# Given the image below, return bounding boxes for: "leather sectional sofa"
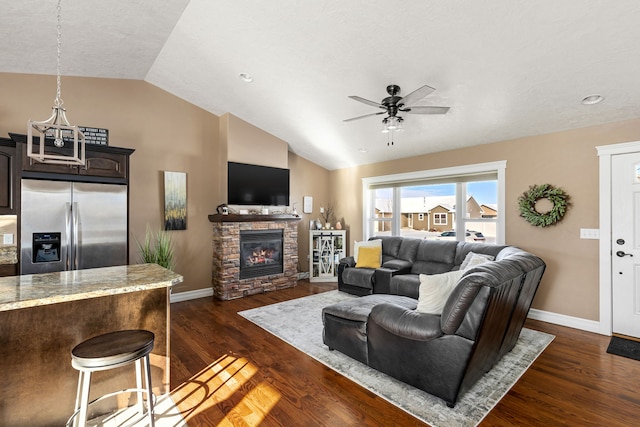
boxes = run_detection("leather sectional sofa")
[323,236,545,407]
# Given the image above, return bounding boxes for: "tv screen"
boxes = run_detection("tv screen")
[227,162,290,206]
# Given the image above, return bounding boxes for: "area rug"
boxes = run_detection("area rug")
[607,336,640,361]
[239,290,554,427]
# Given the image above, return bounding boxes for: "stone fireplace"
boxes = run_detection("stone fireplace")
[209,214,300,300]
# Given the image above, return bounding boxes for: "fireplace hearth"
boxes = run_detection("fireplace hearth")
[240,230,283,279]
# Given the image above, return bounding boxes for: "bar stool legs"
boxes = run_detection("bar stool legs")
[67,330,156,427]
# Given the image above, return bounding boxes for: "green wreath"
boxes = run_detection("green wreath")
[518,184,569,227]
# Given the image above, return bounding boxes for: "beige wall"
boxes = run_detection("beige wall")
[288,152,331,272]
[0,73,220,294]
[224,113,288,168]
[330,118,640,321]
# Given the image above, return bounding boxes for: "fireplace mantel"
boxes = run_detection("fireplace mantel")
[208,214,301,223]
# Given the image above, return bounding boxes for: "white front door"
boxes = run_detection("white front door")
[611,152,640,338]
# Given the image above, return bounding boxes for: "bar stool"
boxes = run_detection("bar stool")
[66,330,156,427]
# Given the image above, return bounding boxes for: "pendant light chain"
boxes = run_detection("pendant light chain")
[26,0,86,166]
[55,0,63,108]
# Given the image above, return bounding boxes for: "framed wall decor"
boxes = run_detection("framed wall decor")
[303,196,313,214]
[164,171,187,230]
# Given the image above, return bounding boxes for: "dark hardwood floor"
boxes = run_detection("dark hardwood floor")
[170,282,640,426]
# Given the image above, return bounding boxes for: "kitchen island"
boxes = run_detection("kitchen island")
[0,263,182,426]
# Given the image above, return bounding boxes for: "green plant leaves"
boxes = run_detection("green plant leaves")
[134,225,175,270]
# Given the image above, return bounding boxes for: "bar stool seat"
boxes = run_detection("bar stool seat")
[67,330,156,427]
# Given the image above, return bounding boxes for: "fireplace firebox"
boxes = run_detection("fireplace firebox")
[239,230,284,279]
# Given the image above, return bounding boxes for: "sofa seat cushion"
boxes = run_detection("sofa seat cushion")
[323,294,417,364]
[341,267,376,290]
[324,294,417,323]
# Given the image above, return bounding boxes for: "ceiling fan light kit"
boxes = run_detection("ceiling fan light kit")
[344,83,449,143]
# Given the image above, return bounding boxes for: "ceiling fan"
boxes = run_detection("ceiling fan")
[344,84,450,128]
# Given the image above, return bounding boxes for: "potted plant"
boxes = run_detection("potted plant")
[135,225,175,270]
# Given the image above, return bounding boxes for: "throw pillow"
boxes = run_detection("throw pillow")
[355,246,382,269]
[353,239,382,263]
[416,269,465,315]
[460,251,494,270]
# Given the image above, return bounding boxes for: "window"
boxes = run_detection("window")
[362,161,506,243]
[434,213,447,225]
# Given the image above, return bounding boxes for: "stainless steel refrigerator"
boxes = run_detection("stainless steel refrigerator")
[20,179,128,275]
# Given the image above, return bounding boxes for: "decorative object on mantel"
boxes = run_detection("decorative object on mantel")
[27,0,86,166]
[216,204,229,215]
[164,171,187,230]
[518,183,570,227]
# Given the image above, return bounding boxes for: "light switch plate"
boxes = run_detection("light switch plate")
[580,228,600,239]
[3,234,14,244]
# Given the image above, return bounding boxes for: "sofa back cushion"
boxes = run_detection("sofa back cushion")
[411,240,458,275]
[371,236,421,264]
[371,236,403,262]
[440,259,523,339]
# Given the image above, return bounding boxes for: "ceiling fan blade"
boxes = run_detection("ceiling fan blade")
[348,95,385,109]
[343,111,385,122]
[404,106,450,114]
[398,85,436,107]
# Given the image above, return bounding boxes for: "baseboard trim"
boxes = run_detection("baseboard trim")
[170,287,214,303]
[170,289,604,334]
[528,308,602,334]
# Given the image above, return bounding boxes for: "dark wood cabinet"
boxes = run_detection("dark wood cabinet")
[0,263,17,277]
[0,138,16,214]
[79,150,128,180]
[10,133,133,184]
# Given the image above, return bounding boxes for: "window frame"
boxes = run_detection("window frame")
[433,212,447,225]
[362,161,506,243]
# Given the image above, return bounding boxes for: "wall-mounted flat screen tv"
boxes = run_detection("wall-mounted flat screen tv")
[227,162,290,206]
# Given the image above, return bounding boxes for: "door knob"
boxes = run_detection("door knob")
[616,251,633,257]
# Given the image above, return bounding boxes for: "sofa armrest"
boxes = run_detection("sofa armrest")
[339,256,356,268]
[374,264,412,294]
[368,303,443,341]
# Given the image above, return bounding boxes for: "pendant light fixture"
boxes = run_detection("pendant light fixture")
[27,0,85,166]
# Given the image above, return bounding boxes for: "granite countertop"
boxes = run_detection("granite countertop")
[0,263,183,312]
[0,246,17,265]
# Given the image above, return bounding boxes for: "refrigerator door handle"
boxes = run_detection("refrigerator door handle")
[65,202,72,271]
[72,202,79,270]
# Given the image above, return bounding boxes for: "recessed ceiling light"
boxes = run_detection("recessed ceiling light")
[359,148,367,153]
[239,73,253,83]
[581,94,604,105]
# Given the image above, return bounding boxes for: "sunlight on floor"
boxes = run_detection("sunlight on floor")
[171,354,281,426]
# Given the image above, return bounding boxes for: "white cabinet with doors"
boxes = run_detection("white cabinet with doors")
[309,230,346,282]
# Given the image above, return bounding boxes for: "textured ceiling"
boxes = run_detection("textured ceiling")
[3,0,640,170]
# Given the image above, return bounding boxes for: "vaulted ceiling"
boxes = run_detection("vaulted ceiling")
[3,1,640,170]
